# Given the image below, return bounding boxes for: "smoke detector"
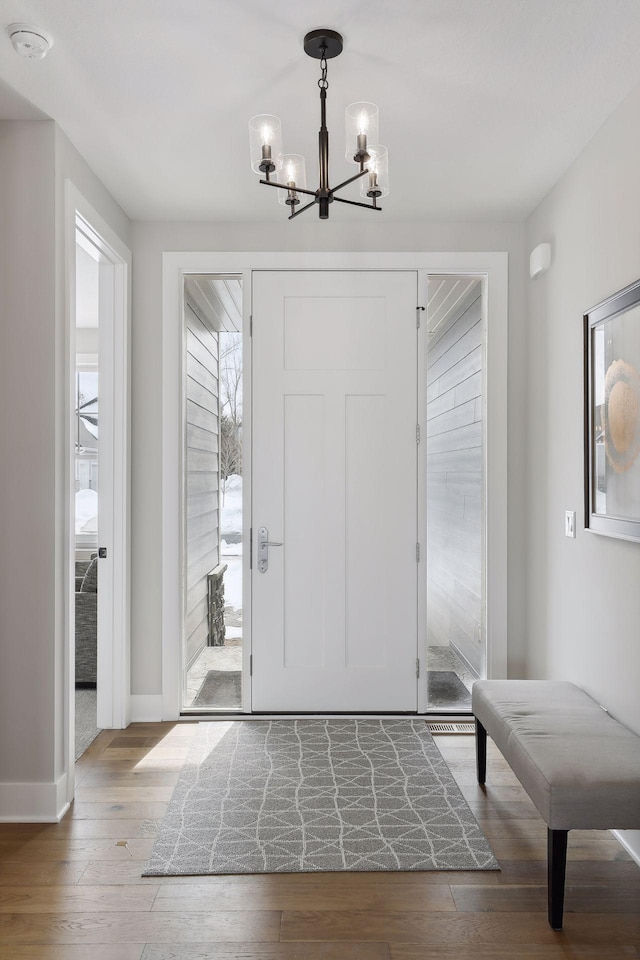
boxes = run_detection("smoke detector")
[7,23,53,60]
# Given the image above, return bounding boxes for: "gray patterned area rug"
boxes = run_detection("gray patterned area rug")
[144,720,497,875]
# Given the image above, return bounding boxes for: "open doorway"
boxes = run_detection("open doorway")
[66,189,131,780]
[74,235,101,757]
[424,276,485,712]
[182,275,244,711]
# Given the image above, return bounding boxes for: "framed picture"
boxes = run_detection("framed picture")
[584,278,640,542]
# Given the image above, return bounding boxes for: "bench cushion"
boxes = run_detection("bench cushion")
[472,680,640,830]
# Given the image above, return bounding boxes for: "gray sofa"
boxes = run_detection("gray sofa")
[75,558,97,684]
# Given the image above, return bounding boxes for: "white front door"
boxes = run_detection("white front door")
[252,270,418,711]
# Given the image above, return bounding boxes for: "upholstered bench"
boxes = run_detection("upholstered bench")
[472,680,640,930]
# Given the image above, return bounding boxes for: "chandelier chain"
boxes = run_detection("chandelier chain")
[318,47,328,89]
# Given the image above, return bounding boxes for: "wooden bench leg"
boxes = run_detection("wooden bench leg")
[475,717,487,785]
[548,828,568,930]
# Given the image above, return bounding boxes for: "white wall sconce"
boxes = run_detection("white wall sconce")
[530,242,552,279]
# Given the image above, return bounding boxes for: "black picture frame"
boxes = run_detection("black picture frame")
[584,278,640,542]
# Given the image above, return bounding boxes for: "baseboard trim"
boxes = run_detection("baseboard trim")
[130,694,163,722]
[612,829,640,868]
[0,772,70,822]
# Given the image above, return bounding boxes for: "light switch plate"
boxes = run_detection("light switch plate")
[565,510,576,538]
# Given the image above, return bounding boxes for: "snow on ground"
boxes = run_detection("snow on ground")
[221,539,242,556]
[221,475,243,614]
[221,474,242,539]
[223,557,242,612]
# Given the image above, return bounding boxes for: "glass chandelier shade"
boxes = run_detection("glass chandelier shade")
[277,154,308,205]
[344,102,379,164]
[247,30,389,221]
[359,144,389,200]
[248,114,283,175]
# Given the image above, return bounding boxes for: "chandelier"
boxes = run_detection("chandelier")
[248,29,389,221]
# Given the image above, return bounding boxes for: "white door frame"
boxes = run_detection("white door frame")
[162,263,253,720]
[162,252,508,720]
[64,182,131,798]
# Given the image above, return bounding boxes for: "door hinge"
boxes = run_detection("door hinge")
[416,542,421,562]
[416,305,425,328]
[249,654,253,676]
[249,527,253,569]
[416,658,421,678]
[249,314,253,337]
[416,423,421,444]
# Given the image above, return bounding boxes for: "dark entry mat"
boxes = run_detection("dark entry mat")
[193,670,242,709]
[427,670,472,711]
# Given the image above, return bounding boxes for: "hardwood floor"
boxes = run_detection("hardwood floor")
[0,723,638,959]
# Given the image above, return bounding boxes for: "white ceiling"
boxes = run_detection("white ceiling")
[2,0,640,222]
[427,276,480,336]
[0,75,45,118]
[185,275,243,332]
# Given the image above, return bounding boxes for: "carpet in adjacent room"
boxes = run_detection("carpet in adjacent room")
[75,687,101,760]
[144,719,497,876]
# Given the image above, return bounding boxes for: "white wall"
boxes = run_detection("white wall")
[526,82,640,859]
[0,121,57,796]
[76,327,99,354]
[130,219,527,698]
[0,118,131,818]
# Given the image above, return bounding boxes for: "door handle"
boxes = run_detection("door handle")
[257,526,283,573]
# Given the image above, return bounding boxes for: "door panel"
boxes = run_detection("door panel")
[345,394,387,669]
[252,271,418,711]
[284,393,325,669]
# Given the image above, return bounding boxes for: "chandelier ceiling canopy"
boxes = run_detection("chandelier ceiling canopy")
[248,29,389,221]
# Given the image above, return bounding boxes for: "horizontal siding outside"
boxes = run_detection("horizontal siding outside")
[426,294,483,676]
[184,303,219,670]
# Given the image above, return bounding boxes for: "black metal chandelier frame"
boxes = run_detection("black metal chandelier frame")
[258,29,382,221]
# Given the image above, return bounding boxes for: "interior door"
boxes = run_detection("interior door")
[252,270,418,711]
